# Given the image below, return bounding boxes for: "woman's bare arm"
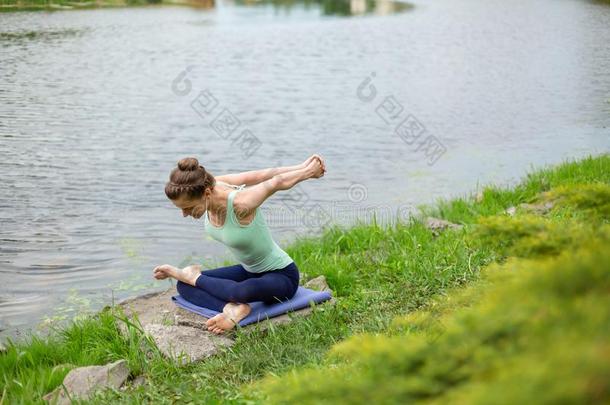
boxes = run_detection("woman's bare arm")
[215,154,325,187]
[216,164,303,187]
[234,158,325,212]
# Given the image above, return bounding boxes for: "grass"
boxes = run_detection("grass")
[256,237,610,404]
[0,154,608,404]
[254,164,610,404]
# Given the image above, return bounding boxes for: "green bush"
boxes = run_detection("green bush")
[253,170,610,405]
[254,232,610,405]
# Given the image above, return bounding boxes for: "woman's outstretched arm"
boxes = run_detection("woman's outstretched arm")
[216,154,325,186]
[234,157,325,212]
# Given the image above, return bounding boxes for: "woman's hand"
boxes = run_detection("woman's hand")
[305,156,325,179]
[238,155,326,210]
[303,154,326,176]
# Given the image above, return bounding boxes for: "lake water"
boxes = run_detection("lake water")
[0,0,609,338]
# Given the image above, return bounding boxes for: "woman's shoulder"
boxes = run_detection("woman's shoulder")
[230,188,259,221]
[217,181,246,191]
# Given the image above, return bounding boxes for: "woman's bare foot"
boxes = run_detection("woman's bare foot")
[205,303,251,335]
[152,264,201,286]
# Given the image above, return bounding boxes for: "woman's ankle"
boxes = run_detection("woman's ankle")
[178,266,202,286]
[223,302,251,324]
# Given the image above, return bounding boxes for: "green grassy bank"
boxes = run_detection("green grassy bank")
[0,0,210,12]
[1,154,608,404]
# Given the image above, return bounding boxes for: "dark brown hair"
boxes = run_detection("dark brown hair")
[165,157,216,200]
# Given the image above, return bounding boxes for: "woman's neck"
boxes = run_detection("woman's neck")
[207,184,233,215]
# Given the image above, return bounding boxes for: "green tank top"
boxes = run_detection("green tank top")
[203,185,294,273]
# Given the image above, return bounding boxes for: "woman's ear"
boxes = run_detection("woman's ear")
[203,188,212,206]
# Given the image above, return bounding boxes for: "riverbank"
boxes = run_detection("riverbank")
[0,0,213,12]
[0,154,608,403]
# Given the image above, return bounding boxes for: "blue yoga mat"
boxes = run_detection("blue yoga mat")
[172,286,333,327]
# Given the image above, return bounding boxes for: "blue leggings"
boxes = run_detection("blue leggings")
[176,261,300,312]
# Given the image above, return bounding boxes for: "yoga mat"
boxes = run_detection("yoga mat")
[172,286,333,327]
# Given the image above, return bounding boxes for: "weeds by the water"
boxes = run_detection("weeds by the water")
[0,154,608,403]
[0,308,167,402]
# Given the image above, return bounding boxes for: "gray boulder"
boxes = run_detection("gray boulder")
[119,287,177,328]
[425,217,463,236]
[505,201,554,217]
[43,359,129,404]
[143,324,234,365]
[304,275,332,292]
[174,306,209,330]
[519,202,555,215]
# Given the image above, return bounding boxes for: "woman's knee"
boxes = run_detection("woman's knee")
[176,280,192,297]
[229,282,259,303]
[176,280,227,311]
[264,279,298,304]
[278,264,300,291]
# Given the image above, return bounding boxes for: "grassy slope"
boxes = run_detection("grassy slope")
[0,154,608,404]
[255,170,610,404]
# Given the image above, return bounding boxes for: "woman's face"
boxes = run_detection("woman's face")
[172,194,207,219]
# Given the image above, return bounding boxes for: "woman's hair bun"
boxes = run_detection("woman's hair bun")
[165,156,214,200]
[177,157,200,172]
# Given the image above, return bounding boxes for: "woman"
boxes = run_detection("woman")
[153,154,326,334]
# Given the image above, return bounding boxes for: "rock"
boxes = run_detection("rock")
[43,359,129,404]
[119,287,178,328]
[425,217,463,234]
[174,306,208,330]
[505,202,554,217]
[143,324,234,365]
[304,275,332,293]
[519,202,554,215]
[121,278,336,356]
[131,375,147,388]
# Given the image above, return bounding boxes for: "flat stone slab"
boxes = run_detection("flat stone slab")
[505,201,555,216]
[143,324,234,364]
[425,217,463,231]
[120,276,336,361]
[43,360,129,404]
[303,275,332,293]
[119,286,178,328]
[174,306,210,329]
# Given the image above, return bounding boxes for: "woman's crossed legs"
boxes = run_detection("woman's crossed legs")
[153,262,299,334]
